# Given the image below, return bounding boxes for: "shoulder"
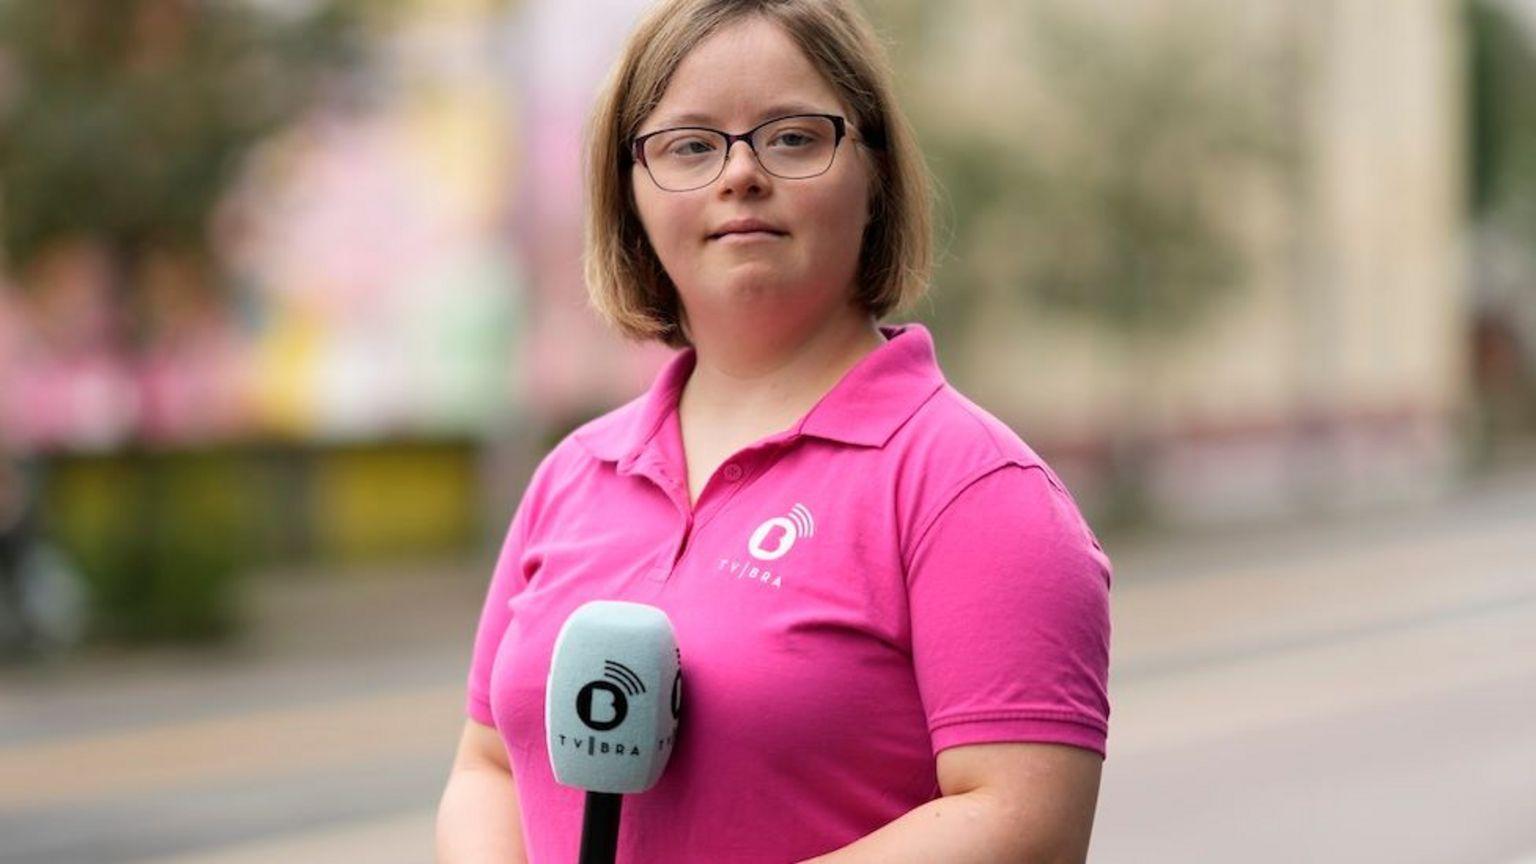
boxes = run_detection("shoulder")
[889,383,1100,556]
[895,381,1065,493]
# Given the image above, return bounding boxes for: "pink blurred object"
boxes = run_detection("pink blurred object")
[0,240,138,454]
[134,323,254,447]
[131,245,255,446]
[2,346,139,454]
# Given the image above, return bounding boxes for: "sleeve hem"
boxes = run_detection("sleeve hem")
[929,712,1107,760]
[466,691,494,728]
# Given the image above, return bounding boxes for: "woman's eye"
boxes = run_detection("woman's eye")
[769,131,815,148]
[667,138,715,157]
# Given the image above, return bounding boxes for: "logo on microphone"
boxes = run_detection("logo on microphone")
[748,502,814,561]
[555,658,678,758]
[574,660,644,732]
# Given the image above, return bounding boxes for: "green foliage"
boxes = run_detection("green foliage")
[0,0,376,275]
[871,1,1304,528]
[42,440,484,644]
[886,2,1299,339]
[46,447,259,643]
[1467,0,1536,227]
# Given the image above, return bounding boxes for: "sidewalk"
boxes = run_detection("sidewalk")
[1094,463,1536,863]
[0,554,493,748]
[0,556,493,864]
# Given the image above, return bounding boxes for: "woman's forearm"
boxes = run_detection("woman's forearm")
[436,764,529,864]
[797,789,1069,864]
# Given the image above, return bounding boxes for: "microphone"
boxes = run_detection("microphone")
[546,600,682,864]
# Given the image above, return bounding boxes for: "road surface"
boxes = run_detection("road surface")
[2,469,1534,863]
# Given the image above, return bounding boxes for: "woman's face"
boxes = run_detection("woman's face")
[630,16,873,344]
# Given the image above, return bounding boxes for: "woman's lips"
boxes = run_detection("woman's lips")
[707,218,788,240]
[711,230,786,243]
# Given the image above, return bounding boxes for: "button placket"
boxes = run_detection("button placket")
[657,445,783,585]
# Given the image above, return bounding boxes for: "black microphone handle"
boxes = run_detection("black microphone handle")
[578,790,623,864]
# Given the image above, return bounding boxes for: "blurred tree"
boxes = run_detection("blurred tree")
[0,0,381,324]
[0,0,384,644]
[1468,0,1536,227]
[877,0,1299,527]
[1466,0,1536,454]
[926,6,1295,336]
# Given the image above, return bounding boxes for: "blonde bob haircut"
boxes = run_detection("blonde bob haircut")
[583,0,934,349]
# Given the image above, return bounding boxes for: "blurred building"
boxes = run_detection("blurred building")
[218,3,523,445]
[0,0,1488,539]
[508,0,669,433]
[0,1,531,569]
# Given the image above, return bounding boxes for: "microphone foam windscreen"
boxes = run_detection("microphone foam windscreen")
[546,600,682,794]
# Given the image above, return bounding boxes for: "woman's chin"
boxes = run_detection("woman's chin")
[711,266,797,297]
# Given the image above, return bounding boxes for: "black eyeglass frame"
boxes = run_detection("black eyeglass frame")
[629,113,873,192]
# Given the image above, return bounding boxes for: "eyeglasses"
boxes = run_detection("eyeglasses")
[630,113,861,192]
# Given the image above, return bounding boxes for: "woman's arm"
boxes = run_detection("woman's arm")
[831,462,1110,862]
[797,742,1102,864]
[436,719,529,864]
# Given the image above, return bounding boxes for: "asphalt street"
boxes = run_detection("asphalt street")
[2,467,1534,863]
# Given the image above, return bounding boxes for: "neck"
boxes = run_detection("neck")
[678,308,887,433]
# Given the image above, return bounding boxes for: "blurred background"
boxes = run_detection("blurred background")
[0,0,1532,861]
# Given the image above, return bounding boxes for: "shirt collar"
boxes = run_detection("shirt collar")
[573,322,947,465]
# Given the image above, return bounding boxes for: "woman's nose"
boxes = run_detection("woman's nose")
[717,139,768,193]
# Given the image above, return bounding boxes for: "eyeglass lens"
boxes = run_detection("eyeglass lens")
[641,115,838,191]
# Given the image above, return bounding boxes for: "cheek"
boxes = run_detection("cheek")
[633,184,699,265]
[822,154,872,229]
[800,175,871,257]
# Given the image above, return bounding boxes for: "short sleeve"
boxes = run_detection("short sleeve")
[905,462,1113,760]
[464,457,551,728]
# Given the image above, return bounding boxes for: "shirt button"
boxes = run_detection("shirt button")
[722,462,744,482]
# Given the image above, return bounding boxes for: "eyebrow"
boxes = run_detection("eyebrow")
[645,102,832,132]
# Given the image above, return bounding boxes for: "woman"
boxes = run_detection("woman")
[437,1,1112,861]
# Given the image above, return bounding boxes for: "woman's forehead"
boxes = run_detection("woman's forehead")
[646,18,842,125]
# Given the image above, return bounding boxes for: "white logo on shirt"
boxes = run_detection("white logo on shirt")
[747,503,815,561]
[716,557,782,588]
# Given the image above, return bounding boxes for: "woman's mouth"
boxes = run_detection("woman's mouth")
[708,218,788,241]
[711,230,786,243]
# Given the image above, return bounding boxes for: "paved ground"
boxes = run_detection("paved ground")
[0,558,485,864]
[1,466,1534,863]
[1093,466,1536,864]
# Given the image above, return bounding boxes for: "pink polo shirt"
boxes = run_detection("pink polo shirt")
[464,322,1112,863]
